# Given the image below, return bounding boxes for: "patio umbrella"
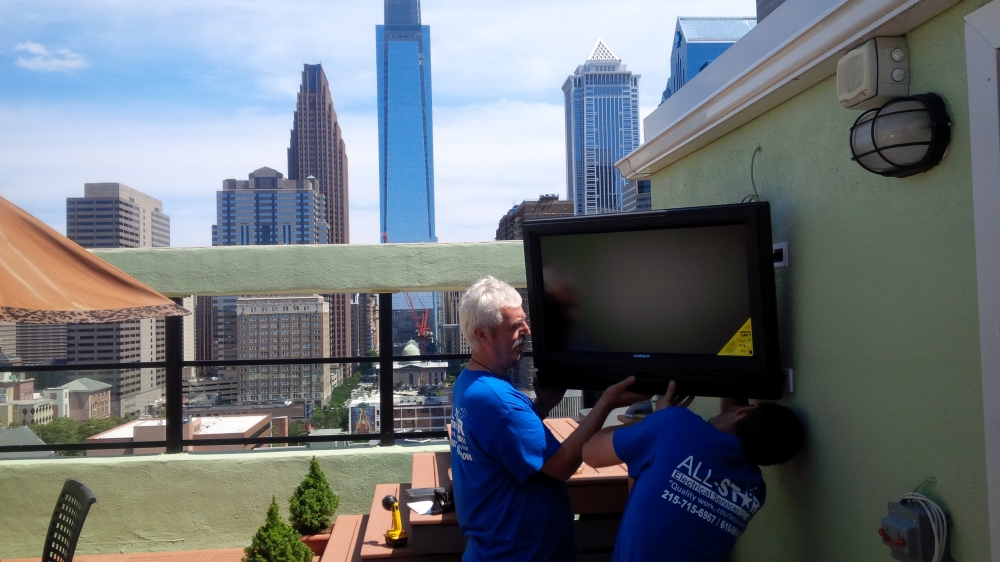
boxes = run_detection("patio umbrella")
[0,196,189,323]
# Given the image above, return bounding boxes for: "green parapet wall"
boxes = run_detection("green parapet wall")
[0,446,446,558]
[92,241,527,297]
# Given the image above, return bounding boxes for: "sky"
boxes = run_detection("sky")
[0,0,755,247]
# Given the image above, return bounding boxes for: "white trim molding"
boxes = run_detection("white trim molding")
[965,3,1000,560]
[617,0,960,179]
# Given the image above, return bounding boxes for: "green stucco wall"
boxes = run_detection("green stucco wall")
[649,1,989,560]
[0,445,446,558]
[91,241,527,297]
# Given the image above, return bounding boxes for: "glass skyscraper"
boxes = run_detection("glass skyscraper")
[377,0,438,338]
[563,39,640,216]
[376,0,436,244]
[660,17,756,104]
[212,167,329,246]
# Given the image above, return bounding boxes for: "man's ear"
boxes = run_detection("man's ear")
[472,326,490,345]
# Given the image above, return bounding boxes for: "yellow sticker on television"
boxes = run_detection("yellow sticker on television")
[718,319,753,356]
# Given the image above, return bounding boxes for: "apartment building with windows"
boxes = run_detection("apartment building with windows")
[235,296,331,408]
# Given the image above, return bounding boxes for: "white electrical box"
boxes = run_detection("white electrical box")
[837,37,910,110]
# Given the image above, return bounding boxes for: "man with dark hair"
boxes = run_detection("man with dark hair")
[582,382,805,562]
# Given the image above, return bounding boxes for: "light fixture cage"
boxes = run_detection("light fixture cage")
[849,93,951,178]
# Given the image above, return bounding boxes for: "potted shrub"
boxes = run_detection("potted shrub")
[243,496,313,562]
[289,456,340,553]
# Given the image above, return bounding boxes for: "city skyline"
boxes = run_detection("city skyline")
[0,0,756,246]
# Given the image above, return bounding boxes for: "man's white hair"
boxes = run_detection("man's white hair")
[459,276,523,350]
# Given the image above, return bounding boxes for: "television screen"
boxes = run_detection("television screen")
[522,202,781,398]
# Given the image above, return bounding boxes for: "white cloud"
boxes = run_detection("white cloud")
[14,42,88,72]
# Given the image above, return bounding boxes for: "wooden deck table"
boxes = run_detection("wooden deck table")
[408,418,630,556]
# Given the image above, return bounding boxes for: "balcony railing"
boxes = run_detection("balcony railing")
[0,241,526,455]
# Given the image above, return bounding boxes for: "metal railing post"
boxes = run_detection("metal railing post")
[378,293,394,446]
[165,299,184,453]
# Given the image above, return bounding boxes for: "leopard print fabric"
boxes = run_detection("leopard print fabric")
[0,303,190,324]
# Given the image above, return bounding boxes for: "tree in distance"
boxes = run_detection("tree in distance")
[243,496,313,562]
[30,415,136,456]
[288,456,340,535]
[311,372,362,431]
[288,420,308,437]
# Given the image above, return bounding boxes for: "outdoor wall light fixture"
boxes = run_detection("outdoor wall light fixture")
[849,93,951,178]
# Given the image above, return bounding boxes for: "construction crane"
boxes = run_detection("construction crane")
[382,232,432,353]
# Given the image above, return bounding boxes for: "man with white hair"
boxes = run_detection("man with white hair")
[450,276,647,562]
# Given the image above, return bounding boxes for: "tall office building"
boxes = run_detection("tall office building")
[438,291,468,356]
[287,64,352,363]
[350,293,378,357]
[0,322,20,372]
[12,324,65,366]
[377,0,438,338]
[195,295,214,364]
[65,183,168,416]
[67,183,170,247]
[212,167,333,398]
[563,39,641,216]
[377,0,436,244]
[660,17,756,103]
[0,322,16,361]
[213,167,329,246]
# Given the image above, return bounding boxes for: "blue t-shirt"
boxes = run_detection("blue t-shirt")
[450,368,575,562]
[611,407,766,562]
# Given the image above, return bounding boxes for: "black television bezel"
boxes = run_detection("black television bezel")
[522,202,781,399]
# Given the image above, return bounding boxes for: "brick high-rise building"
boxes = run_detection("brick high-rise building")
[287,64,352,364]
[64,183,168,416]
[235,296,332,408]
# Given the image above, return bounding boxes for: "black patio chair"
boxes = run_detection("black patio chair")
[41,479,97,562]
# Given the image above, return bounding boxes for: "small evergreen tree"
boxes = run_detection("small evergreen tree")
[243,496,313,562]
[288,457,340,535]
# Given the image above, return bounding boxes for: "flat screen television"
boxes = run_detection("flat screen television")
[522,202,781,399]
